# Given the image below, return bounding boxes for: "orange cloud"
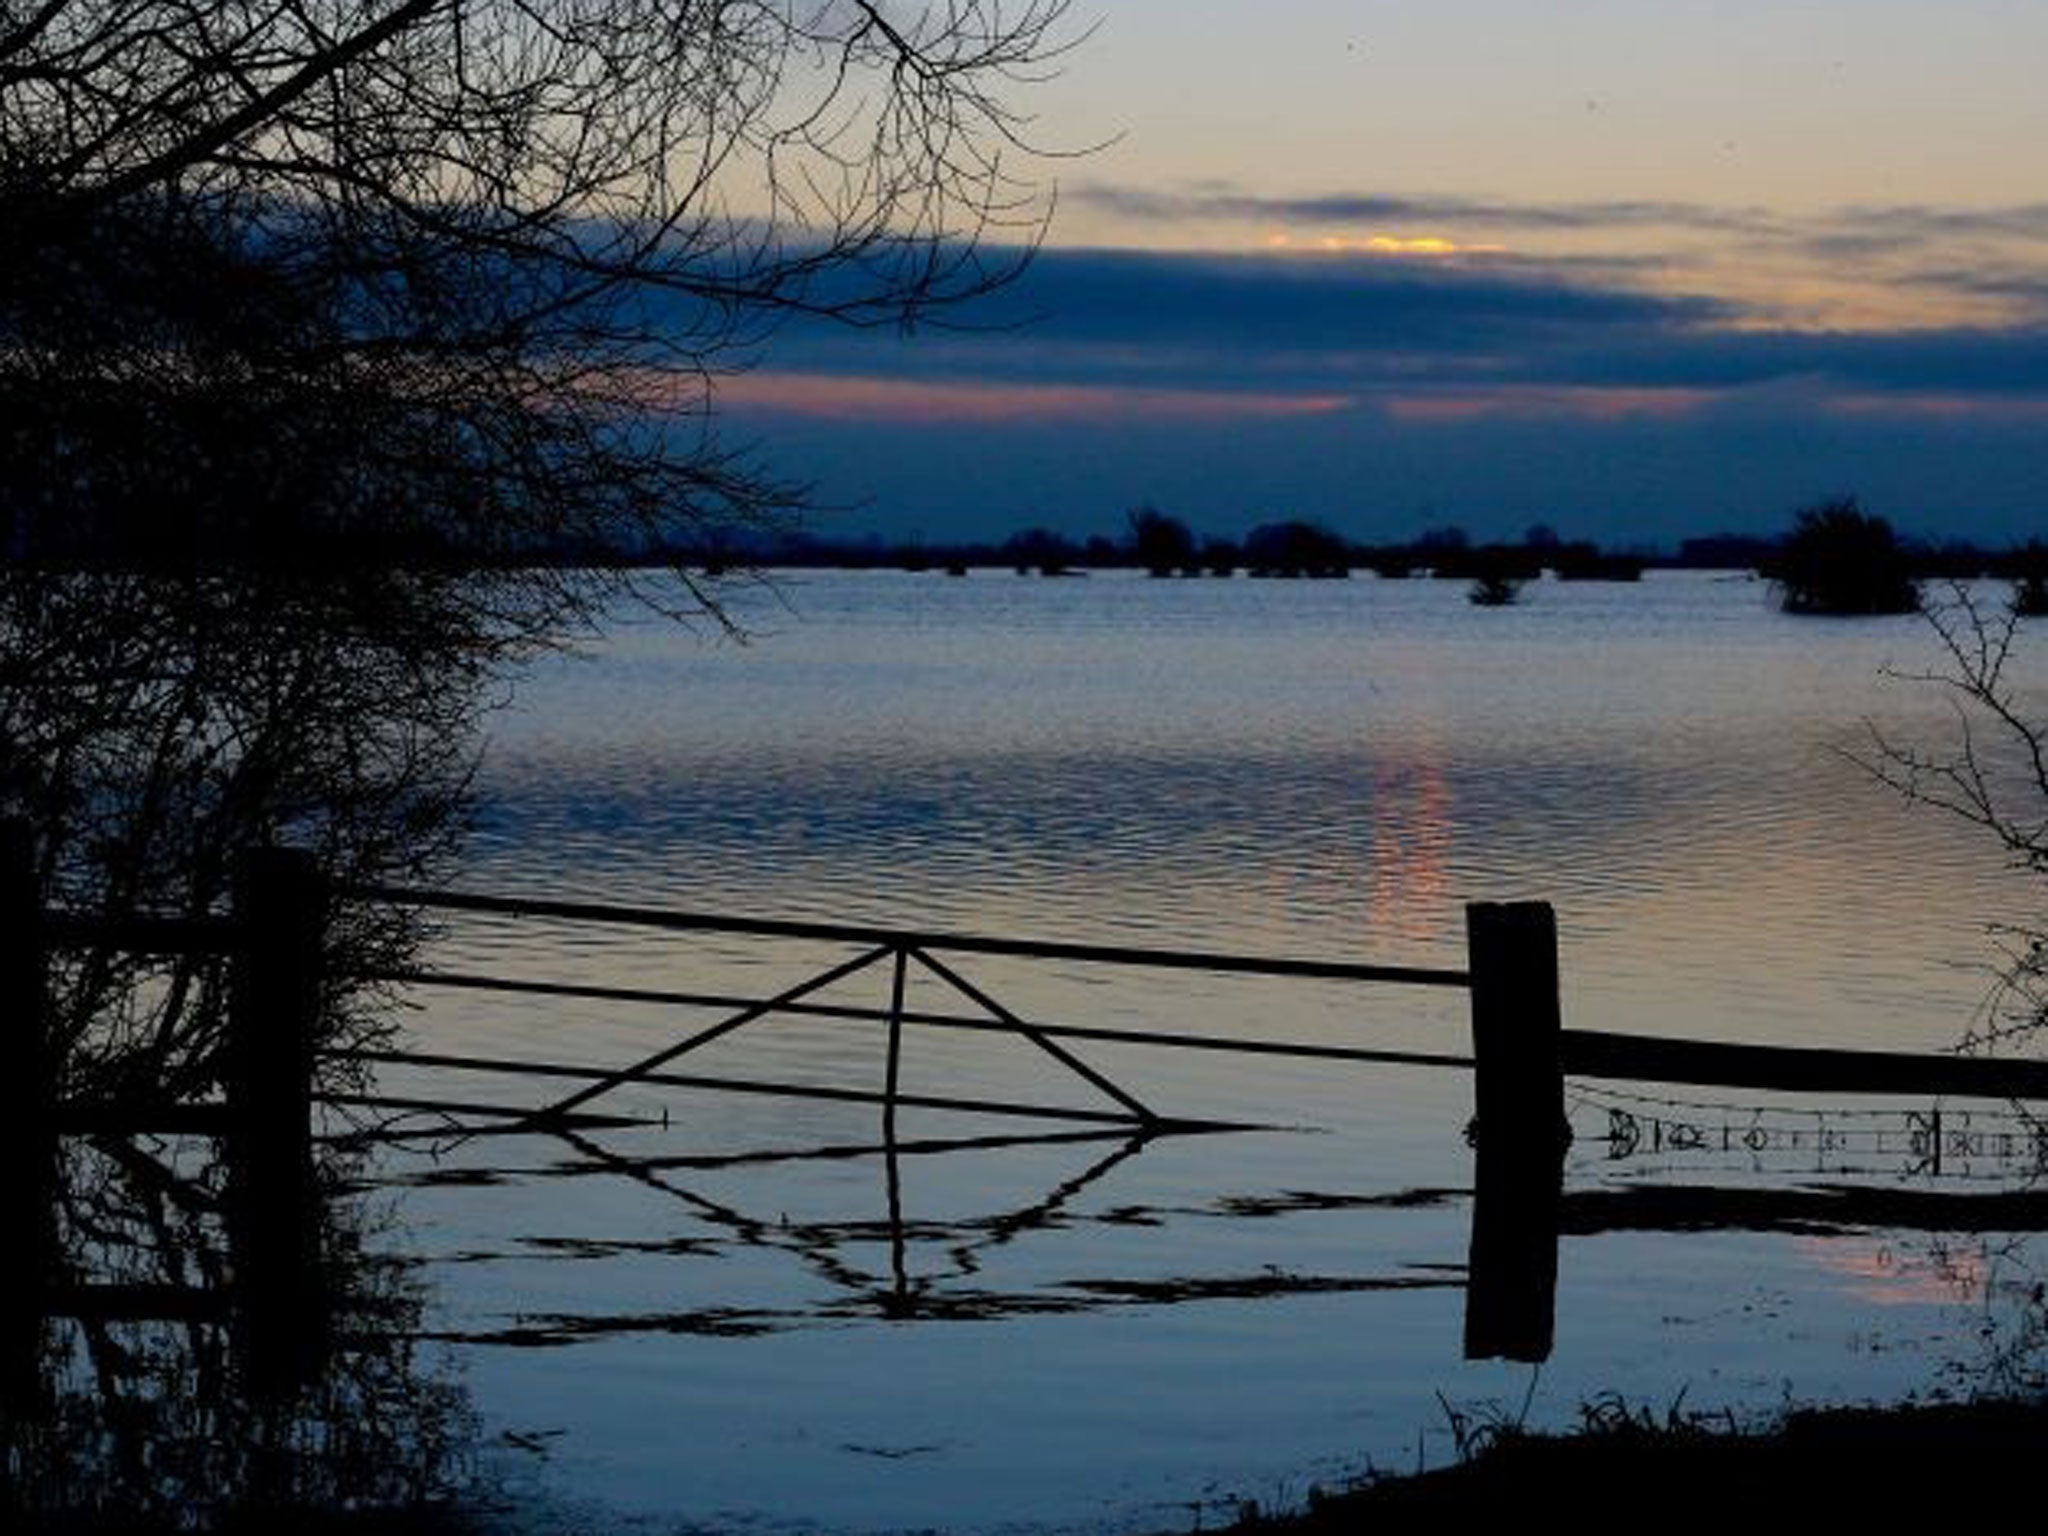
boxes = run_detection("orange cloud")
[1264,232,1508,257]
[713,371,1355,423]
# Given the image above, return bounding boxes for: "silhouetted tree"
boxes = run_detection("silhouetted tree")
[1766,497,1920,615]
[1127,507,1197,576]
[0,1,1076,1090]
[1200,538,1241,577]
[1244,520,1349,578]
[0,569,498,1100]
[1361,546,1416,579]
[1415,525,1471,557]
[1549,541,1645,582]
[3,0,1073,609]
[1003,527,1078,575]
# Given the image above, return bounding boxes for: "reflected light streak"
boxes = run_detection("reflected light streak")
[1793,1235,1987,1307]
[1365,754,1454,945]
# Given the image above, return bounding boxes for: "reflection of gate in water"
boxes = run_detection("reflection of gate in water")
[389,1123,1480,1342]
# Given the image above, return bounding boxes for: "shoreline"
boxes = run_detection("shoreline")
[1227,1394,2048,1525]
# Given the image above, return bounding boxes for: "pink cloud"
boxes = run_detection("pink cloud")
[1381,385,1719,423]
[713,371,1355,423]
[1822,390,2048,421]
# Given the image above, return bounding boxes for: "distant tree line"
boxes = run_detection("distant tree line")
[631,502,2048,611]
[25,493,2042,615]
[655,513,1649,582]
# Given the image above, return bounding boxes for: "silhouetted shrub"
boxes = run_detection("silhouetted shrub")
[1464,546,1536,606]
[2006,540,2048,616]
[1765,498,1919,615]
[1467,572,1522,606]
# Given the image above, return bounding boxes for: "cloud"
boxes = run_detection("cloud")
[1068,183,2048,330]
[1265,233,1508,257]
[1379,386,1718,424]
[1829,203,2048,246]
[1069,185,1788,240]
[716,371,1354,423]
[764,244,1732,388]
[1542,328,2048,396]
[1898,262,2048,314]
[693,207,2048,545]
[963,246,1729,346]
[1073,183,2048,256]
[756,244,2048,408]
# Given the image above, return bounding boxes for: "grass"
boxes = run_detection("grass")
[1225,1393,2048,1527]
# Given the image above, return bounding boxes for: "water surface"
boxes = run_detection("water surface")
[366,570,2048,1532]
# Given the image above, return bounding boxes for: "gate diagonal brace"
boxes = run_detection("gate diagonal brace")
[518,943,896,1127]
[908,947,1158,1125]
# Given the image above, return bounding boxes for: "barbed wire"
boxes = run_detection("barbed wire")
[1566,1082,2048,1180]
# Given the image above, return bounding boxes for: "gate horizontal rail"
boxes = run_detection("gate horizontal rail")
[345,882,1471,988]
[366,965,1477,1072]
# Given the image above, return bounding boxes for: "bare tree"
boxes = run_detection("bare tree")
[1858,585,2048,1052]
[3,0,1074,602]
[3,14,1087,1500]
[0,0,1077,1088]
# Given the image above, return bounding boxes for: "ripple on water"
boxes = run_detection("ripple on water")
[386,571,2048,1533]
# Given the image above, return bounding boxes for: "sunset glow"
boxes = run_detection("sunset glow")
[1262,232,1508,257]
[711,6,2048,541]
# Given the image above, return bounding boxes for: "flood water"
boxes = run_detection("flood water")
[355,570,2048,1532]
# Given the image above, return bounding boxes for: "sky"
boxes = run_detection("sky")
[720,1,2048,548]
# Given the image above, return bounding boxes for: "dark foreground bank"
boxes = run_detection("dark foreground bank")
[1231,1397,2048,1527]
[14,1397,2048,1531]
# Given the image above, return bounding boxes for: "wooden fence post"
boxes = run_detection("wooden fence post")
[227,844,326,1393]
[1,816,55,1411]
[1463,900,1567,1363]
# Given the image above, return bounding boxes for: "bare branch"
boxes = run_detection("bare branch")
[1,0,1077,1093]
[1853,585,2048,1053]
